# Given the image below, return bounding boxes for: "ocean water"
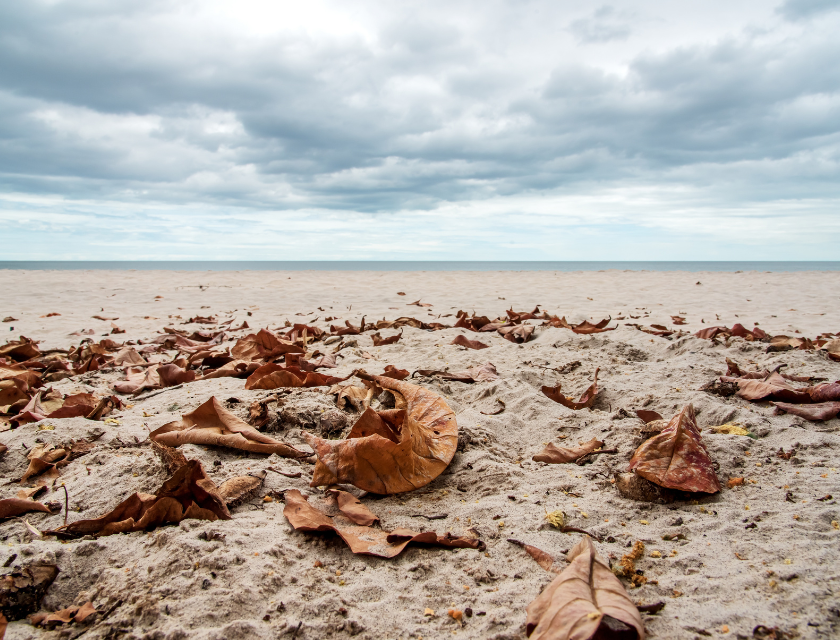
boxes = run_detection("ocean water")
[0,261,838,272]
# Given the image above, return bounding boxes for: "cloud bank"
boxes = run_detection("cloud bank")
[1,0,838,260]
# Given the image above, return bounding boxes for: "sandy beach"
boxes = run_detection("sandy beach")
[1,268,838,640]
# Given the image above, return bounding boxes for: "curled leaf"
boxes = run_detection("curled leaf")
[508,538,556,572]
[450,335,490,350]
[326,488,380,526]
[49,460,229,538]
[413,363,499,383]
[773,401,840,422]
[542,369,599,410]
[151,397,308,458]
[231,329,303,361]
[526,536,644,639]
[381,365,410,380]
[371,332,402,346]
[244,363,346,390]
[628,404,720,494]
[307,373,458,494]
[0,498,53,520]
[533,438,604,464]
[721,371,812,403]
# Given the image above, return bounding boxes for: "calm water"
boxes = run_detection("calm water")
[1,261,838,272]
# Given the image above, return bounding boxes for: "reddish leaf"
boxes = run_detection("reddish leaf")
[371,332,402,346]
[508,539,556,572]
[450,335,490,350]
[381,365,410,380]
[542,369,599,410]
[326,488,380,526]
[635,410,663,424]
[307,374,458,494]
[671,316,687,325]
[244,363,347,390]
[721,372,812,403]
[497,324,535,343]
[151,397,308,458]
[533,438,604,464]
[809,382,840,403]
[157,363,196,387]
[49,460,230,537]
[0,498,52,520]
[46,393,98,419]
[231,329,303,361]
[628,404,720,494]
[773,401,840,422]
[283,490,482,557]
[526,536,644,640]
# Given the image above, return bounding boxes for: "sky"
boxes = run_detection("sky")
[1,0,839,261]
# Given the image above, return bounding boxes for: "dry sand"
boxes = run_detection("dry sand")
[1,269,838,640]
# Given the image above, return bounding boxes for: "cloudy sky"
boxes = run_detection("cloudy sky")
[1,0,839,260]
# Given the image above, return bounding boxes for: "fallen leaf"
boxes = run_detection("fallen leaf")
[809,382,840,403]
[231,329,303,361]
[526,536,644,639]
[508,538,556,572]
[0,498,53,520]
[218,476,262,507]
[450,335,490,350]
[533,438,605,464]
[48,460,229,537]
[381,365,410,380]
[0,563,59,620]
[721,371,812,403]
[151,397,308,458]
[244,363,346,390]
[283,490,482,557]
[628,404,721,494]
[371,332,402,346]
[635,410,663,424]
[326,488,380,526]
[307,373,458,494]
[772,401,840,422]
[497,324,535,343]
[407,300,433,307]
[542,369,600,410]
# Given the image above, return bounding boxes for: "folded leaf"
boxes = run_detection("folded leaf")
[773,401,840,422]
[307,374,458,494]
[413,363,499,383]
[244,363,346,390]
[542,369,599,410]
[450,335,490,350]
[0,498,52,520]
[628,404,720,494]
[151,397,308,458]
[526,536,644,639]
[231,329,303,361]
[371,332,402,346]
[721,371,812,403]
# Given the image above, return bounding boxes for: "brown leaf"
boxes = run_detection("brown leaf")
[150,440,188,475]
[49,460,229,538]
[218,476,262,506]
[407,300,432,307]
[533,438,604,464]
[371,332,402,346]
[231,329,303,361]
[0,337,41,362]
[157,363,196,387]
[197,359,260,380]
[508,538,556,572]
[113,347,147,366]
[283,490,481,557]
[44,393,98,420]
[809,382,840,403]
[381,365,410,380]
[525,536,644,639]
[721,372,812,403]
[151,397,308,458]
[497,324,535,343]
[307,374,458,494]
[114,366,161,395]
[0,498,53,520]
[671,316,687,325]
[244,363,346,390]
[450,335,490,350]
[628,404,720,494]
[635,410,663,424]
[326,488,380,526]
[541,369,600,410]
[772,401,840,422]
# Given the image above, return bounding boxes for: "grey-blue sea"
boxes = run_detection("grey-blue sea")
[1,261,839,272]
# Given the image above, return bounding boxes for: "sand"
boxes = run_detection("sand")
[1,269,838,640]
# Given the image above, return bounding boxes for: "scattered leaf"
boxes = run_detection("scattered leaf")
[533,438,604,464]
[371,332,402,346]
[542,369,599,410]
[508,538,556,572]
[450,335,490,350]
[0,498,52,520]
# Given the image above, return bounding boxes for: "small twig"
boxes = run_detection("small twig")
[134,384,183,401]
[291,621,303,639]
[560,526,601,541]
[410,513,448,520]
[265,467,302,479]
[61,485,69,526]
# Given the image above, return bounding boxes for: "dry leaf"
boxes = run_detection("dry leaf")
[0,563,59,620]
[772,401,840,422]
[307,373,458,494]
[720,371,812,403]
[49,460,229,537]
[497,324,535,343]
[542,369,600,410]
[0,498,53,520]
[231,329,303,361]
[413,363,499,383]
[151,397,308,458]
[526,536,644,639]
[450,335,490,350]
[283,490,482,557]
[381,365,410,380]
[508,538,556,572]
[218,476,262,506]
[326,488,380,526]
[371,332,402,346]
[533,438,604,464]
[244,364,346,390]
[628,404,720,494]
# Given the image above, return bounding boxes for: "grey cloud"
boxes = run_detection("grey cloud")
[777,0,840,21]
[568,6,632,43]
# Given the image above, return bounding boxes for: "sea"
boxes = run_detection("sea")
[0,261,839,272]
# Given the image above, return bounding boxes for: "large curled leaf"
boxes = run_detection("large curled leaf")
[720,371,812,403]
[628,404,720,494]
[773,401,840,422]
[526,536,644,639]
[231,329,303,361]
[151,397,308,458]
[244,363,346,390]
[306,373,458,494]
[49,460,229,538]
[542,369,599,410]
[283,490,482,557]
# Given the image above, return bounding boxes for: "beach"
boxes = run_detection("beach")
[1,268,838,640]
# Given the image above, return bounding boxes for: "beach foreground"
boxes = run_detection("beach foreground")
[1,269,838,640]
